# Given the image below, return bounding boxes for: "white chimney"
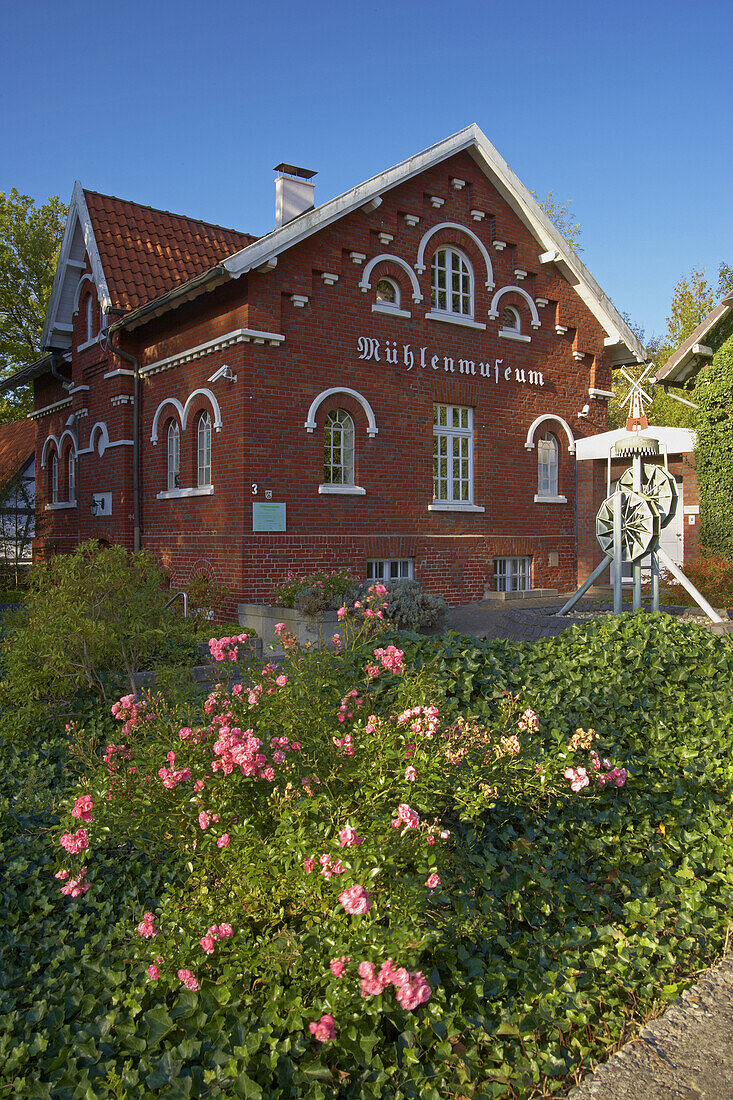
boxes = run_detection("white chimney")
[274,163,317,228]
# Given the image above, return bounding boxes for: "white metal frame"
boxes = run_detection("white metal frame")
[494,555,531,592]
[167,420,180,492]
[537,432,559,498]
[366,558,414,583]
[197,411,212,488]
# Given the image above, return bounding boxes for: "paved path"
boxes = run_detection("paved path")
[443,596,733,1098]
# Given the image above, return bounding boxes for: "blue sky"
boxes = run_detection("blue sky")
[2,0,731,340]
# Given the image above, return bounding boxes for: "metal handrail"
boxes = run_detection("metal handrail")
[165,590,188,618]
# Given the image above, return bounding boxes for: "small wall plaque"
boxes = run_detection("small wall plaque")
[253,502,286,532]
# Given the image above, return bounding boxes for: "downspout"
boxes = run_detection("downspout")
[103,328,141,552]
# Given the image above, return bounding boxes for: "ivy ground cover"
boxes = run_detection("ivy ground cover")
[3,611,733,1098]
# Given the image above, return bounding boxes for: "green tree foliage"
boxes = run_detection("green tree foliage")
[657,267,715,366]
[694,331,733,556]
[532,190,582,253]
[0,189,67,422]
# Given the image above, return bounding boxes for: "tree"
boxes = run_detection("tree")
[0,189,67,422]
[533,190,583,253]
[658,266,715,365]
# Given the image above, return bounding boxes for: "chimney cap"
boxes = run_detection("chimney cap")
[273,163,317,180]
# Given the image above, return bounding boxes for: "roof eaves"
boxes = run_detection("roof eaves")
[655,294,733,384]
[0,352,67,393]
[108,265,229,334]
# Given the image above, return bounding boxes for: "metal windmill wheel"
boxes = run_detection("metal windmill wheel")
[596,490,659,562]
[616,463,678,530]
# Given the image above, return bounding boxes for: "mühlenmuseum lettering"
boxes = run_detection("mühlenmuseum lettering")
[356,336,545,388]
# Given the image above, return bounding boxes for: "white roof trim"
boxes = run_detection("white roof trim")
[42,182,112,350]
[221,124,646,366]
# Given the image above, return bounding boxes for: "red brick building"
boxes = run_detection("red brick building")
[5,125,646,608]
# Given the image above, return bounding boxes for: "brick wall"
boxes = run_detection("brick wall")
[35,150,618,604]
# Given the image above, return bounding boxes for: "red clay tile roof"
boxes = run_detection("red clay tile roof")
[0,419,35,485]
[84,190,257,311]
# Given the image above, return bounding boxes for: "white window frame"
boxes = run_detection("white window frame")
[323,409,355,487]
[494,556,531,593]
[431,403,484,511]
[50,452,59,505]
[499,303,531,343]
[67,449,75,503]
[534,431,566,503]
[85,295,94,343]
[430,247,474,319]
[197,411,212,488]
[366,558,414,583]
[167,420,180,492]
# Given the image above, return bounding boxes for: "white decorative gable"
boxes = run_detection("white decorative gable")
[42,182,112,351]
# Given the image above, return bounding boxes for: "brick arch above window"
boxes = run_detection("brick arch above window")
[524,414,576,454]
[150,388,222,444]
[358,254,423,303]
[304,387,379,438]
[489,285,541,329]
[40,433,61,469]
[414,222,494,289]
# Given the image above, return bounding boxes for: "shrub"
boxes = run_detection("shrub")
[660,554,733,608]
[9,612,733,1097]
[185,573,233,622]
[273,567,359,617]
[349,578,447,631]
[0,541,204,713]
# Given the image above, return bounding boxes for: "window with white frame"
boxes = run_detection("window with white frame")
[197,411,212,488]
[85,295,95,342]
[67,449,75,502]
[367,558,414,583]
[537,432,559,498]
[494,556,531,592]
[431,247,473,317]
[433,403,473,504]
[167,420,180,491]
[50,452,59,505]
[376,278,399,307]
[324,409,355,485]
[502,305,520,331]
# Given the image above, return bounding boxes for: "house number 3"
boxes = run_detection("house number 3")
[251,483,258,495]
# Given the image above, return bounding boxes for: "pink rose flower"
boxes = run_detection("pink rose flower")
[177,969,199,992]
[339,884,372,915]
[304,857,316,873]
[426,873,441,889]
[308,1013,336,1042]
[338,825,363,848]
[217,834,230,848]
[404,766,417,782]
[217,923,233,938]
[148,964,160,980]
[276,675,288,687]
[71,795,94,822]
[200,936,216,954]
[329,956,348,977]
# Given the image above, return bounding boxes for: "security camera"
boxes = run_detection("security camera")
[207,365,237,383]
[577,404,590,419]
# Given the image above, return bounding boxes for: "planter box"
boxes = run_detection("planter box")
[238,603,341,653]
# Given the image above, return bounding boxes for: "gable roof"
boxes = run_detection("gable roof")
[655,292,733,385]
[83,190,256,311]
[0,419,35,485]
[111,123,647,365]
[42,182,255,349]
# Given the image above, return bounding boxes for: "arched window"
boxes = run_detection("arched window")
[324,410,354,486]
[537,432,559,498]
[431,247,473,317]
[167,421,180,491]
[376,277,400,307]
[67,449,75,502]
[85,295,95,343]
[49,452,59,505]
[197,411,212,488]
[502,305,520,332]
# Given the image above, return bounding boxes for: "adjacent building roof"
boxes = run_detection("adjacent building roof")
[0,418,35,483]
[655,292,733,385]
[575,424,696,461]
[83,190,256,311]
[42,183,256,349]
